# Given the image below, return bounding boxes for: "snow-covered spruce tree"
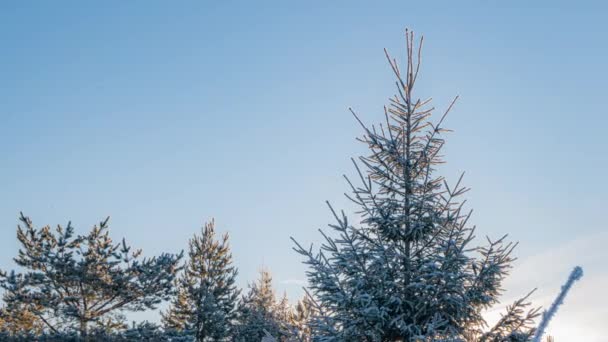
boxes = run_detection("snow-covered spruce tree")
[0,213,183,339]
[234,270,291,342]
[121,321,184,342]
[288,296,314,342]
[161,220,240,341]
[259,293,315,342]
[276,293,293,331]
[292,30,540,341]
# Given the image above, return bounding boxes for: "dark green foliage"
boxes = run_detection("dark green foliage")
[0,213,183,338]
[161,220,240,341]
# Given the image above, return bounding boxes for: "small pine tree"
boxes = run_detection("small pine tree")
[292,30,540,341]
[275,293,293,330]
[161,220,240,341]
[288,296,314,342]
[0,213,183,339]
[234,270,290,342]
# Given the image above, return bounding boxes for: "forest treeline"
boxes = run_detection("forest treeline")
[0,31,567,342]
[0,216,311,341]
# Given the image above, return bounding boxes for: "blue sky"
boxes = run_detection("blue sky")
[1,1,606,339]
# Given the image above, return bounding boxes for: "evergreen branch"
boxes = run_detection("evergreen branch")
[532,266,584,342]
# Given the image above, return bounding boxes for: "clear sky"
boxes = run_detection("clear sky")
[1,1,606,340]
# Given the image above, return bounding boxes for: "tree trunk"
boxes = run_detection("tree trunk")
[80,319,88,341]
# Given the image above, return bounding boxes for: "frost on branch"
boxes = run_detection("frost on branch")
[532,266,583,342]
[0,213,183,338]
[292,30,540,341]
[161,219,240,340]
[234,270,294,342]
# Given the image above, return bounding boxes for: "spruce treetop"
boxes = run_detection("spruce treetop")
[292,30,539,341]
[162,219,240,341]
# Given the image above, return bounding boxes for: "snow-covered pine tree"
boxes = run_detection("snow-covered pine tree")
[276,292,293,331]
[277,292,314,341]
[289,296,314,342]
[161,220,240,341]
[292,30,540,341]
[0,213,183,339]
[0,300,45,337]
[122,321,181,341]
[234,270,290,342]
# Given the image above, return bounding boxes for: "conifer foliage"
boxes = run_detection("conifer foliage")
[288,296,314,342]
[0,213,182,339]
[0,300,45,337]
[234,270,291,342]
[292,30,539,341]
[161,220,240,341]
